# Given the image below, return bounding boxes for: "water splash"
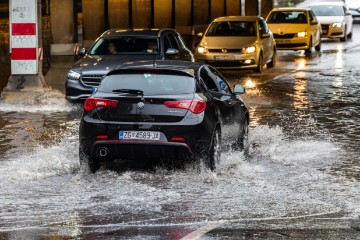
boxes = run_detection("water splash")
[0,89,79,113]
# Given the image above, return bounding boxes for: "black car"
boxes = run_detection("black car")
[79,60,249,173]
[65,28,194,102]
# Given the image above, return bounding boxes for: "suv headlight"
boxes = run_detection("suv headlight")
[67,70,81,80]
[242,46,256,54]
[297,32,307,38]
[332,23,342,28]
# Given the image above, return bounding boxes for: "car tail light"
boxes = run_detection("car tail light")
[84,98,119,111]
[164,100,206,114]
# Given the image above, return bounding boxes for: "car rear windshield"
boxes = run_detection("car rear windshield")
[99,72,195,95]
[267,11,308,24]
[206,21,257,37]
[89,37,159,55]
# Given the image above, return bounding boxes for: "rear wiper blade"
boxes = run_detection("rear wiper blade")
[112,89,144,95]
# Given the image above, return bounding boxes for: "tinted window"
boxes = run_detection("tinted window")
[175,33,187,50]
[309,10,316,21]
[258,19,267,35]
[200,67,219,92]
[89,37,159,55]
[208,66,231,94]
[206,21,257,36]
[166,33,180,49]
[99,72,195,95]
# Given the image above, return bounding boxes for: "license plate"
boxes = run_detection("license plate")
[215,55,235,61]
[276,39,290,44]
[119,131,160,140]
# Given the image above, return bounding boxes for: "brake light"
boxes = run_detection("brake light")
[164,100,206,114]
[84,98,119,111]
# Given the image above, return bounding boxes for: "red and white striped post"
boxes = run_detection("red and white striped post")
[2,0,49,100]
[10,0,38,75]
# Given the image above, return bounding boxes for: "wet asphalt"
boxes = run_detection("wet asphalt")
[0,25,360,239]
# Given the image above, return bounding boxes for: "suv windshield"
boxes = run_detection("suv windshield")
[310,5,345,16]
[206,21,257,37]
[99,72,195,95]
[89,37,159,55]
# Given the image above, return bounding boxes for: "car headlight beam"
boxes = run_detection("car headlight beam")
[332,23,342,28]
[67,70,81,80]
[243,46,256,54]
[197,46,208,54]
[297,31,307,38]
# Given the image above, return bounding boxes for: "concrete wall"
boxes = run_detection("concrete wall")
[49,0,274,50]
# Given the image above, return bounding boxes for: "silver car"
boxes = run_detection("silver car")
[195,16,277,72]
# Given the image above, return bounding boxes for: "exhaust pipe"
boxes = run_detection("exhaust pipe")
[98,148,109,157]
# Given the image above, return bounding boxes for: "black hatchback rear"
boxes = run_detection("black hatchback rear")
[79,60,249,172]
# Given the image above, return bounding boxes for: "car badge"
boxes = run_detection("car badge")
[137,102,145,110]
[222,48,227,53]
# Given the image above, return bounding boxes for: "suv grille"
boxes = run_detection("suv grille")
[81,74,104,87]
[321,24,329,31]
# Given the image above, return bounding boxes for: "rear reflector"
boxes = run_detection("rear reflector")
[171,136,185,141]
[96,135,108,139]
[84,98,119,111]
[164,99,206,114]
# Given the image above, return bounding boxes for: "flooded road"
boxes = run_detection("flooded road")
[1,26,360,239]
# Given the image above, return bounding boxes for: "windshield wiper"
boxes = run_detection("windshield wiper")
[112,89,144,95]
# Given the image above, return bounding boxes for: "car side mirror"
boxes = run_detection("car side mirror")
[233,84,245,94]
[261,32,270,39]
[357,7,360,13]
[311,19,318,25]
[77,48,86,56]
[345,11,352,16]
[197,32,204,37]
[165,48,179,55]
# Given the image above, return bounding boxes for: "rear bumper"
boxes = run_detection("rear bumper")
[91,140,194,160]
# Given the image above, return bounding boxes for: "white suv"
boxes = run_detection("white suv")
[309,1,353,41]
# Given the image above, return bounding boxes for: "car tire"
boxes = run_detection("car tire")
[315,39,321,51]
[204,127,221,171]
[255,54,263,73]
[267,48,276,68]
[79,147,100,173]
[305,38,312,54]
[233,117,249,154]
[340,27,347,42]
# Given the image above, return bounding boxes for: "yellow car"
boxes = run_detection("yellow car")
[266,8,322,53]
[195,16,277,72]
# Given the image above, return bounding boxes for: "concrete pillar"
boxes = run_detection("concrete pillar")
[132,0,151,28]
[108,0,129,29]
[82,0,105,47]
[154,0,172,28]
[226,0,241,16]
[50,0,74,44]
[211,1,225,20]
[261,0,273,18]
[245,0,258,16]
